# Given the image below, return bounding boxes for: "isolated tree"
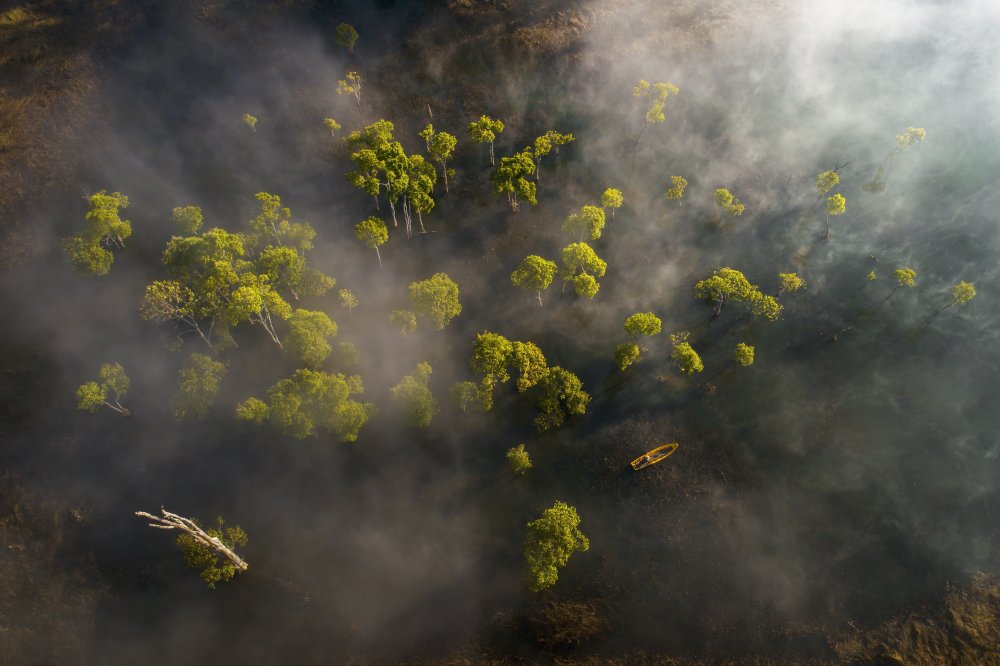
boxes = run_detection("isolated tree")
[389,309,417,338]
[562,205,606,241]
[665,175,688,204]
[511,341,548,392]
[507,443,532,475]
[339,288,358,313]
[337,71,363,105]
[355,216,388,267]
[894,267,917,289]
[172,353,227,420]
[815,170,840,196]
[286,309,337,368]
[776,272,806,296]
[670,333,703,375]
[409,273,462,330]
[236,368,375,441]
[391,362,438,428]
[468,115,505,165]
[491,149,537,211]
[418,124,458,193]
[714,188,745,216]
[734,342,755,367]
[867,127,926,193]
[334,22,358,53]
[172,205,204,235]
[524,501,589,592]
[600,187,623,219]
[824,193,846,239]
[135,509,248,589]
[559,242,607,298]
[535,366,590,432]
[323,118,341,137]
[624,312,662,337]
[925,280,976,326]
[615,342,641,371]
[242,113,257,131]
[631,80,679,167]
[63,190,132,275]
[76,363,130,416]
[694,267,782,320]
[511,255,557,306]
[532,130,575,179]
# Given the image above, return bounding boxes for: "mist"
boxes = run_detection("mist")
[1,0,998,662]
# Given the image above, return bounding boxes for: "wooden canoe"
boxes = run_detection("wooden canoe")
[631,443,679,471]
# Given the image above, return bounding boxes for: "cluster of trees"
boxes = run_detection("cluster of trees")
[614,312,662,371]
[454,331,590,432]
[694,267,783,320]
[488,126,574,211]
[816,169,847,239]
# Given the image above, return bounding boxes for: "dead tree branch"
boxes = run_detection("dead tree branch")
[134,508,248,572]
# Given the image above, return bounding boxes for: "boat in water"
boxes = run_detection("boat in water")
[631,442,679,471]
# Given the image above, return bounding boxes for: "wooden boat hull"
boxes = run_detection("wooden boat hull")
[631,442,679,471]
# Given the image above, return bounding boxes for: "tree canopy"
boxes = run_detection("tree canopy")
[390,362,438,428]
[670,333,704,375]
[409,273,462,330]
[735,342,755,367]
[468,114,505,165]
[76,362,130,416]
[236,369,376,441]
[172,353,227,420]
[624,312,662,337]
[714,188,745,216]
[334,22,358,53]
[524,501,589,592]
[286,309,337,368]
[506,443,532,475]
[562,205,606,241]
[63,190,131,275]
[176,516,248,589]
[560,242,607,298]
[694,267,782,320]
[511,255,557,306]
[491,149,537,211]
[666,175,687,203]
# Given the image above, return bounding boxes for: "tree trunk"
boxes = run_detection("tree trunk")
[537,291,543,307]
[442,161,449,193]
[489,142,495,166]
[135,509,248,573]
[375,245,382,269]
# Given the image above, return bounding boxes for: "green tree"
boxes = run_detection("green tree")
[867,127,926,193]
[323,118,341,137]
[615,342,641,371]
[559,242,607,298]
[535,366,590,432]
[176,517,248,589]
[777,272,806,296]
[76,362,130,416]
[471,331,514,383]
[247,192,318,253]
[333,340,360,370]
[172,206,204,235]
[694,267,782,320]
[173,353,227,420]
[524,501,589,592]
[450,380,484,413]
[824,193,846,239]
[339,288,358,313]
[257,245,333,301]
[337,71,363,105]
[600,187,623,219]
[391,362,438,428]
[511,255,557,306]
[286,309,337,368]
[532,130,574,179]
[242,113,257,131]
[894,267,917,288]
[418,124,458,193]
[236,369,376,441]
[734,342,755,367]
[511,341,548,392]
[63,191,131,275]
[670,333,703,375]
[409,273,462,330]
[562,205,606,241]
[468,114,505,166]
[390,309,417,338]
[491,149,537,212]
[714,188,745,216]
[925,280,977,326]
[631,80,679,168]
[665,175,687,204]
[624,312,662,337]
[355,216,388,267]
[816,170,839,196]
[507,443,532,475]
[334,22,358,53]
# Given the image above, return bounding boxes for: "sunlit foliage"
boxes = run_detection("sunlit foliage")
[337,71,363,105]
[468,114,505,165]
[176,517,247,589]
[735,342,755,367]
[491,149,537,212]
[286,309,337,368]
[172,205,203,235]
[409,273,462,330]
[666,175,687,203]
[242,113,257,130]
[339,288,358,313]
[670,333,704,375]
[562,205,606,241]
[323,118,341,137]
[355,216,388,267]
[951,280,976,305]
[511,255,557,306]
[524,501,589,592]
[815,170,840,196]
[777,273,806,295]
[390,309,417,338]
[63,191,131,275]
[894,267,917,288]
[695,267,782,320]
[714,188,745,216]
[419,124,458,193]
[334,22,358,53]
[76,362,130,416]
[559,242,607,298]
[534,366,590,432]
[615,342,641,371]
[236,369,376,441]
[600,187,623,218]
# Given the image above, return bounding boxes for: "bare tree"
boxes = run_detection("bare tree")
[135,508,248,573]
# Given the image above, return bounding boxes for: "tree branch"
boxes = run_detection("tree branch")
[135,508,248,572]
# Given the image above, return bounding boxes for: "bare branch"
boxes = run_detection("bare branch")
[134,508,248,572]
